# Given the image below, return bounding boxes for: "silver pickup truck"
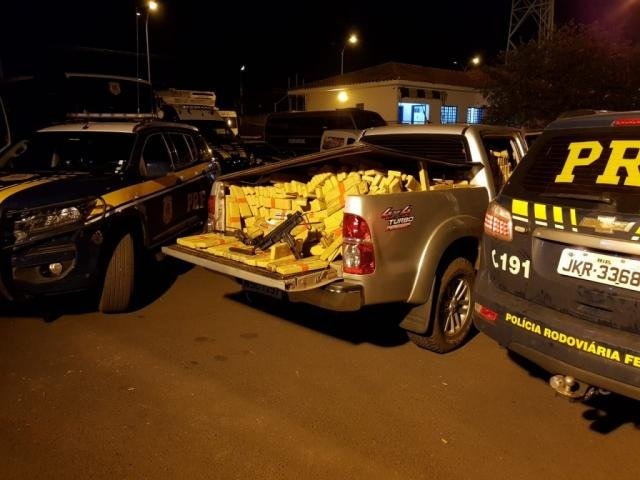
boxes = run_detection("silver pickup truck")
[163,124,527,352]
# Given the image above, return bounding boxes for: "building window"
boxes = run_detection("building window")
[440,105,458,124]
[466,107,486,124]
[398,102,430,125]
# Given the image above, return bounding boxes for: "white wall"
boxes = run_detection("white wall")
[294,81,486,125]
[302,84,398,124]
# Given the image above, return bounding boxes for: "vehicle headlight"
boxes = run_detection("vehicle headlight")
[11,201,96,244]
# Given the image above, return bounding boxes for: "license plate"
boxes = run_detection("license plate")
[242,281,283,299]
[557,248,640,292]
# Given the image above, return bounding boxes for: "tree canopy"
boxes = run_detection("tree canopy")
[482,23,640,128]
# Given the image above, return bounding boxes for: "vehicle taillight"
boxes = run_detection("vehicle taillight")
[342,213,375,274]
[213,182,226,232]
[612,118,640,127]
[474,302,498,323]
[207,194,216,232]
[484,201,513,241]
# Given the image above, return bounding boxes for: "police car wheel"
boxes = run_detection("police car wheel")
[99,233,135,314]
[407,257,475,353]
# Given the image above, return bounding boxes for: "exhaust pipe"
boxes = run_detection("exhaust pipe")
[548,375,609,402]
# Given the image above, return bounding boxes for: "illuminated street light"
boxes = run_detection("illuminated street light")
[470,55,482,67]
[337,91,349,103]
[145,1,159,84]
[239,65,246,116]
[340,33,358,75]
[136,9,141,112]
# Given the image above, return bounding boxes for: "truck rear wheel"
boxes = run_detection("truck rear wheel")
[407,257,475,353]
[99,233,135,314]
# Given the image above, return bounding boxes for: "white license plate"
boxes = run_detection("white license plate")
[242,281,283,299]
[557,248,640,292]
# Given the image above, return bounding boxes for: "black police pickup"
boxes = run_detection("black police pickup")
[474,110,640,401]
[0,120,217,312]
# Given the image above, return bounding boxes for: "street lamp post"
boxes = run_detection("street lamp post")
[239,65,245,116]
[145,1,158,84]
[136,10,141,113]
[340,33,358,75]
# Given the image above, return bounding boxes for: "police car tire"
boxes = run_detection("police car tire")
[407,257,475,353]
[99,233,135,313]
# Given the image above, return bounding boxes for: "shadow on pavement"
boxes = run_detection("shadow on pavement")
[131,255,194,311]
[0,256,194,322]
[507,350,640,433]
[227,291,410,348]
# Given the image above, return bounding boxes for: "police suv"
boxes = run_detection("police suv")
[0,120,217,312]
[474,110,640,401]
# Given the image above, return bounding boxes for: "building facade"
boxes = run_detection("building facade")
[287,62,487,125]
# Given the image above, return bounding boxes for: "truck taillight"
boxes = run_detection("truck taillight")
[213,182,226,232]
[207,195,215,232]
[484,201,512,241]
[342,213,375,274]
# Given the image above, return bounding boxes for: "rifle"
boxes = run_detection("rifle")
[255,211,304,259]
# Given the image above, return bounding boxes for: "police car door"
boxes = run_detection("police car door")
[138,132,185,245]
[165,131,209,235]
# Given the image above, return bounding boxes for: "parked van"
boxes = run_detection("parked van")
[264,108,386,157]
[155,90,251,173]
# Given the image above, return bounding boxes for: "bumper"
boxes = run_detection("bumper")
[473,268,640,401]
[3,228,103,299]
[288,281,363,312]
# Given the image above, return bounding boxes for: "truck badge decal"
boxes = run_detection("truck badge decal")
[579,215,635,234]
[163,196,173,225]
[381,205,414,231]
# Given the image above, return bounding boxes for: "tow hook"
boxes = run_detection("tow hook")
[548,375,610,402]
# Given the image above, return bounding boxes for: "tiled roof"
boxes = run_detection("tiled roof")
[291,62,486,90]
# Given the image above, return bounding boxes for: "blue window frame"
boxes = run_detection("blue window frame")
[440,105,458,124]
[466,107,485,124]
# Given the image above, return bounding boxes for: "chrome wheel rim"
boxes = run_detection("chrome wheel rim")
[442,275,471,336]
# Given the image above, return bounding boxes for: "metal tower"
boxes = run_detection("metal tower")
[507,0,555,52]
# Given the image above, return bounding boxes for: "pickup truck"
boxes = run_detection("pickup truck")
[163,124,527,352]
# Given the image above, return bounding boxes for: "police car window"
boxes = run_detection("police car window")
[506,131,640,213]
[168,133,194,168]
[0,131,133,174]
[141,134,173,176]
[183,134,198,161]
[194,135,212,161]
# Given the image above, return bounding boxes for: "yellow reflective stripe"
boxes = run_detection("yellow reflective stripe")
[512,199,528,217]
[90,162,208,217]
[570,208,577,226]
[553,206,563,224]
[177,162,209,179]
[0,178,57,203]
[534,203,547,221]
[95,177,175,215]
[635,226,640,235]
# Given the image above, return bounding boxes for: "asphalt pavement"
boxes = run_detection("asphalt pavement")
[1,260,639,480]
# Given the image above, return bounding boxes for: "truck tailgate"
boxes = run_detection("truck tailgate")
[162,244,341,292]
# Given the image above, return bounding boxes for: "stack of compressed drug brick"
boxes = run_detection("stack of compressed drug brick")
[177,163,470,275]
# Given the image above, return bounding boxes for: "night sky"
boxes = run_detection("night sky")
[2,0,638,113]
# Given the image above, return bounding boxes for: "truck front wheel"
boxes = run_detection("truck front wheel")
[407,257,475,353]
[98,233,135,314]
